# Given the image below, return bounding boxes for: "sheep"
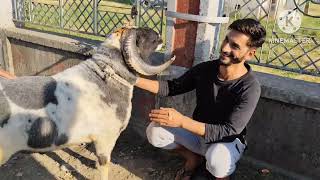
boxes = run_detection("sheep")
[0,27,175,180]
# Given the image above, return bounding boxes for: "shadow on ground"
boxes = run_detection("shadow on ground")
[0,126,294,180]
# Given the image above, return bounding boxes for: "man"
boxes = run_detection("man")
[0,69,15,79]
[135,18,266,180]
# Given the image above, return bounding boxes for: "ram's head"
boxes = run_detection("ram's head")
[116,27,175,76]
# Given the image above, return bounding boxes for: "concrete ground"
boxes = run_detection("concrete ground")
[0,126,295,180]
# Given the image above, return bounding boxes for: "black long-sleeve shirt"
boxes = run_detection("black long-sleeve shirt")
[158,60,261,144]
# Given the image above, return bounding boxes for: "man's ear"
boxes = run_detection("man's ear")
[246,48,257,60]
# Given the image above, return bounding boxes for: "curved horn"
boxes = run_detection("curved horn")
[122,30,175,76]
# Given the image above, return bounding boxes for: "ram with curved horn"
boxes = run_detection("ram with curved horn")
[0,27,174,180]
[122,28,175,76]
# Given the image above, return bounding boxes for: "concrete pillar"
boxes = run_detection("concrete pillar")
[165,0,225,66]
[166,0,200,68]
[194,0,223,65]
[0,0,15,72]
[0,0,15,28]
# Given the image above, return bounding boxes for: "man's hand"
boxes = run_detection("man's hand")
[149,107,206,136]
[149,107,185,128]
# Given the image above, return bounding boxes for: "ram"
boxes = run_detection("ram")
[0,27,174,180]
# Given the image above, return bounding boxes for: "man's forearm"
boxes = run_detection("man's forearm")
[135,77,159,94]
[181,116,205,136]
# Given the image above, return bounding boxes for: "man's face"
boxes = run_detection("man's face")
[219,30,256,66]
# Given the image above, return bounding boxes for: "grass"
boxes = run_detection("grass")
[251,64,320,83]
[25,23,106,41]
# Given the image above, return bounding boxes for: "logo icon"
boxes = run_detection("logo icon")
[277,10,302,34]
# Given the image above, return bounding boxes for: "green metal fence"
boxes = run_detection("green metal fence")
[12,0,166,36]
[12,0,320,76]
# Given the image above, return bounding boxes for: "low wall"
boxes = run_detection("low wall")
[0,28,97,75]
[248,72,320,179]
[1,28,319,179]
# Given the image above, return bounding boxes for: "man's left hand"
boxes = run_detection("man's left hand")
[149,107,185,128]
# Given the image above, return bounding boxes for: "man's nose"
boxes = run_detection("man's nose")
[221,42,231,53]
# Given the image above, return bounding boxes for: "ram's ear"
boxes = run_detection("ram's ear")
[113,27,127,39]
[123,19,135,27]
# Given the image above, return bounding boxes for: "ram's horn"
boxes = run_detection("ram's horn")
[122,30,175,76]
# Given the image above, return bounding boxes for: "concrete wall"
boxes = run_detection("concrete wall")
[247,72,320,179]
[0,28,97,75]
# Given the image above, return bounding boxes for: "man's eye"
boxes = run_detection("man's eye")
[231,43,239,49]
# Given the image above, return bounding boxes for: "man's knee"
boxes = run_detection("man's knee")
[146,122,177,149]
[205,143,237,178]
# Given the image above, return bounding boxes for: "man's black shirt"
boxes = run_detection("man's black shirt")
[158,60,261,144]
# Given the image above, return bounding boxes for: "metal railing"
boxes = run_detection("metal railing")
[12,0,166,36]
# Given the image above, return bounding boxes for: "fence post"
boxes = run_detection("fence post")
[15,0,25,27]
[59,0,64,28]
[93,0,98,35]
[13,0,18,21]
[159,0,164,35]
[135,0,141,27]
[28,0,32,22]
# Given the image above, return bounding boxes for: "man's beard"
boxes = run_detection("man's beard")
[219,51,243,66]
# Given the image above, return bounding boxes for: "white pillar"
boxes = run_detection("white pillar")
[0,0,15,28]
[0,0,15,71]
[193,0,224,65]
[164,0,176,60]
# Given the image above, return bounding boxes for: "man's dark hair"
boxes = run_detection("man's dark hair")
[228,18,266,48]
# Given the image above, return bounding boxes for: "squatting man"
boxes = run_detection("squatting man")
[135,18,266,180]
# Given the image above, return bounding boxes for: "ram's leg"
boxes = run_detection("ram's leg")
[94,134,119,180]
